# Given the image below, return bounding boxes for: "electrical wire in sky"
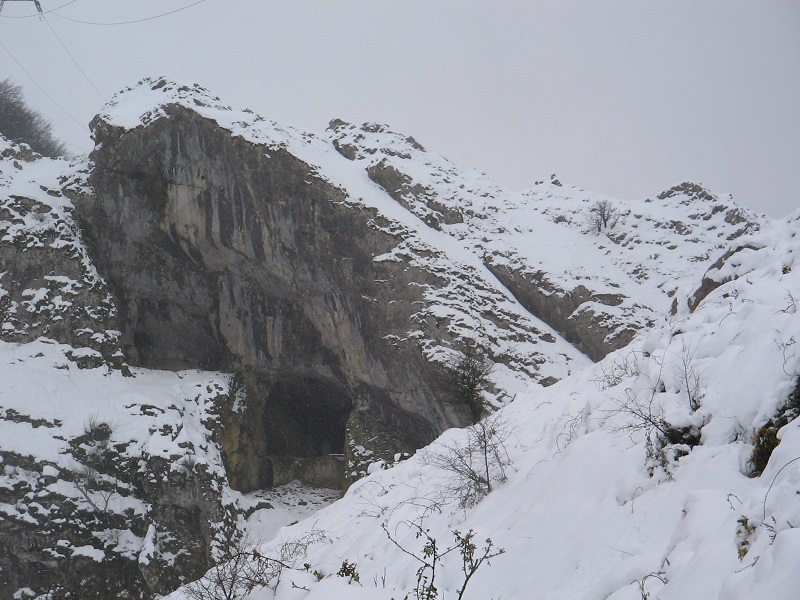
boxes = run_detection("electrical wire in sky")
[40,13,106,101]
[0,36,88,138]
[51,0,208,26]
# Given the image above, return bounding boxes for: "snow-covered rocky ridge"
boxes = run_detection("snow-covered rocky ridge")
[326,121,764,360]
[0,77,794,599]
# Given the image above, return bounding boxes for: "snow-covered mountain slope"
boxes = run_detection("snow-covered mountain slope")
[0,337,242,597]
[0,77,793,600]
[167,211,800,600]
[326,121,765,359]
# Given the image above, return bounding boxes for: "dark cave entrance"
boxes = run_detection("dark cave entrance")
[264,377,351,456]
[259,376,352,489]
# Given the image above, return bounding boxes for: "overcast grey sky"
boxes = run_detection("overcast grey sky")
[1,1,798,217]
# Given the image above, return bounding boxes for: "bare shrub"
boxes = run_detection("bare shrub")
[272,528,331,568]
[592,351,640,391]
[428,413,511,508]
[185,546,288,600]
[186,529,330,600]
[778,289,798,315]
[72,418,118,512]
[73,463,117,513]
[588,199,621,233]
[633,571,667,599]
[612,382,702,476]
[382,521,504,600]
[605,346,707,474]
[774,335,797,376]
[675,343,704,412]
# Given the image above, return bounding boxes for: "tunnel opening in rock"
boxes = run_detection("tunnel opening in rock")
[249,376,352,490]
[262,377,352,457]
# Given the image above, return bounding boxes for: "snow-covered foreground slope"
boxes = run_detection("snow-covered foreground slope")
[168,213,800,599]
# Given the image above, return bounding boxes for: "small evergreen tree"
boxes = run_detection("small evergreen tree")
[0,78,68,158]
[444,341,493,424]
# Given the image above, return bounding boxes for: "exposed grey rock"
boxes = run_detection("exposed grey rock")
[325,123,767,361]
[79,104,464,492]
[486,266,638,361]
[0,146,122,367]
[686,244,762,312]
[75,78,588,496]
[0,364,241,600]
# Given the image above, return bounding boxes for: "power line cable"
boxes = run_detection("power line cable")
[0,0,79,19]
[52,0,208,26]
[62,139,90,154]
[0,35,87,132]
[41,13,106,101]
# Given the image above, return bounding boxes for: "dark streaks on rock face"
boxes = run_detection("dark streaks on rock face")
[81,106,463,491]
[486,265,636,362]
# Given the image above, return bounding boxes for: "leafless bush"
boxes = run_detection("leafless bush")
[778,290,797,315]
[588,199,621,233]
[612,388,670,445]
[633,571,667,599]
[73,463,117,513]
[605,346,706,474]
[592,351,640,391]
[185,546,288,600]
[273,528,331,568]
[428,413,511,508]
[612,383,700,476]
[187,529,331,600]
[556,407,588,451]
[382,521,504,600]
[676,343,704,412]
[774,336,797,375]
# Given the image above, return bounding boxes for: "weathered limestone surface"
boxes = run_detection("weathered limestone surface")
[79,105,467,491]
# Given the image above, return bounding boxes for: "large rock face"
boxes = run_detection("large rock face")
[77,79,584,492]
[83,108,444,487]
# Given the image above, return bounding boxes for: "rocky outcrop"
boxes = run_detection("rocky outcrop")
[325,122,766,360]
[76,79,582,494]
[485,267,636,362]
[686,244,762,312]
[80,105,448,487]
[0,344,240,600]
[0,139,122,366]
